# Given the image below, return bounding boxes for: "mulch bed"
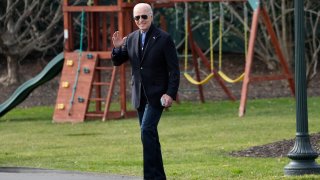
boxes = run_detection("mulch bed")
[229,133,320,158]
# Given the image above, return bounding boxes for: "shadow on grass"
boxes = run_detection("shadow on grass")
[0,117,51,123]
[65,132,103,136]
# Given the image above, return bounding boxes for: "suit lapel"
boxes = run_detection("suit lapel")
[132,31,140,62]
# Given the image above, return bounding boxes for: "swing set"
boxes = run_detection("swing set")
[183,2,247,85]
[178,0,295,117]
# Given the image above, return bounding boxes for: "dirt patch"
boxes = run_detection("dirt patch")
[230,133,320,158]
[1,54,319,106]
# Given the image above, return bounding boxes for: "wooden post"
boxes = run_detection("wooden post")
[118,0,127,117]
[238,7,260,117]
[261,7,295,95]
[187,18,205,102]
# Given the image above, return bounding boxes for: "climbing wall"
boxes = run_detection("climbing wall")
[53,52,97,123]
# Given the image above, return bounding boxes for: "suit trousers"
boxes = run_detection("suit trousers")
[137,103,166,180]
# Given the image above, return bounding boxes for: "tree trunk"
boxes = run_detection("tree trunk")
[0,56,19,86]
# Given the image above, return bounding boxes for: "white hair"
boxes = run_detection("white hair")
[133,3,153,16]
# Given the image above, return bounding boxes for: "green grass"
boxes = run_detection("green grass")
[0,97,320,179]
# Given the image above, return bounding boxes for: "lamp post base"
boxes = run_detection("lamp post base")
[284,160,320,176]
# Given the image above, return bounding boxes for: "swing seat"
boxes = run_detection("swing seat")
[184,72,215,85]
[218,71,245,83]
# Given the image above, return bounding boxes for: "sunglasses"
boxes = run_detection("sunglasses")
[133,15,148,21]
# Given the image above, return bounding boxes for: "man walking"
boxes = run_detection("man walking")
[111,3,180,179]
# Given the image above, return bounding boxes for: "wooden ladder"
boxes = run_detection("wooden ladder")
[53,52,117,123]
[85,59,117,121]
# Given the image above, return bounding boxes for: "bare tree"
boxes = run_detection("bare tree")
[223,1,320,84]
[0,0,63,86]
[305,1,320,84]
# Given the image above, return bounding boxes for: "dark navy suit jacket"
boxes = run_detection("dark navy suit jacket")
[111,24,180,109]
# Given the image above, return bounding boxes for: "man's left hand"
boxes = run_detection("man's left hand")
[161,94,173,108]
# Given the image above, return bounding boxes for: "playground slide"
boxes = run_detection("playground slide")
[0,52,64,117]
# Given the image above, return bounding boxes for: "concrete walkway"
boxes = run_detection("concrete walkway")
[0,167,142,180]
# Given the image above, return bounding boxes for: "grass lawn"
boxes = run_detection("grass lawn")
[0,97,320,179]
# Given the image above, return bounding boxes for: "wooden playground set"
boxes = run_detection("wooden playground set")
[51,0,295,123]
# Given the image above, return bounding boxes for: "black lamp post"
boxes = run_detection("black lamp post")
[284,0,320,176]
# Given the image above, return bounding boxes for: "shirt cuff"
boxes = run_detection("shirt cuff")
[113,48,120,54]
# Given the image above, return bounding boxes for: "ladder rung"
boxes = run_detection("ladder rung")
[95,67,114,70]
[92,82,111,86]
[89,98,106,101]
[85,113,103,118]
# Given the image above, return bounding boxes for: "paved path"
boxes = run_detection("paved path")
[0,167,142,180]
